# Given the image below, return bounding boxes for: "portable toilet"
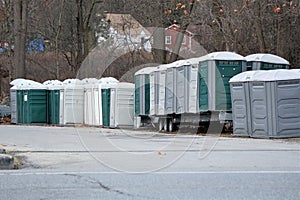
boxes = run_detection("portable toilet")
[62,79,85,125]
[134,67,156,117]
[101,81,134,128]
[198,51,247,112]
[149,64,168,116]
[134,67,156,128]
[109,82,135,128]
[231,70,300,138]
[10,79,27,124]
[44,80,64,125]
[246,53,290,71]
[11,79,48,124]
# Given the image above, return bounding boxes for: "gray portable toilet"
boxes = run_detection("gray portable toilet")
[10,79,27,124]
[246,53,290,71]
[149,64,168,116]
[229,71,258,136]
[231,70,300,138]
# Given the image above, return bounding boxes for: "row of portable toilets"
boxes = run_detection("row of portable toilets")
[10,77,135,128]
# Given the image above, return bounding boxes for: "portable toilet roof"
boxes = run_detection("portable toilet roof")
[98,77,119,84]
[43,80,64,90]
[10,78,27,86]
[245,53,290,65]
[229,71,260,83]
[11,79,47,90]
[200,51,246,61]
[82,78,98,85]
[230,69,300,83]
[135,67,156,75]
[63,78,83,85]
[252,69,299,81]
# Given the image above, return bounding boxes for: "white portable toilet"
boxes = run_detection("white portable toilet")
[101,81,134,128]
[109,82,135,128]
[62,79,85,125]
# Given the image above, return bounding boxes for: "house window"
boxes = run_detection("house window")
[165,36,171,44]
[182,36,186,44]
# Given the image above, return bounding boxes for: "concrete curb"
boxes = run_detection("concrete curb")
[0,154,14,170]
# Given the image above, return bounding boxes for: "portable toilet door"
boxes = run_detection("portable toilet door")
[229,71,258,137]
[186,57,202,114]
[44,80,64,125]
[175,60,191,114]
[245,53,290,70]
[84,85,94,126]
[10,87,18,124]
[92,85,102,126]
[101,88,111,127]
[109,82,135,128]
[165,63,177,115]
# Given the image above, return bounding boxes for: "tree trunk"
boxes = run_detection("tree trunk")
[13,0,27,79]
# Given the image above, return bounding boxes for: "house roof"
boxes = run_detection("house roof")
[166,24,194,36]
[105,13,151,36]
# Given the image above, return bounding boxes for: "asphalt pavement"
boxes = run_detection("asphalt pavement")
[0,125,299,199]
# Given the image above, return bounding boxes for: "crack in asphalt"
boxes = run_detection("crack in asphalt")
[63,173,155,199]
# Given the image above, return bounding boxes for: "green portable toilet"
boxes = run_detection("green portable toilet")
[245,53,290,71]
[44,80,64,125]
[198,51,246,111]
[13,80,48,124]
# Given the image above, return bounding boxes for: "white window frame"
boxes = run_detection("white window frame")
[165,36,171,44]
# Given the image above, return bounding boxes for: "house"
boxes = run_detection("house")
[97,13,152,52]
[165,24,194,53]
[164,24,209,56]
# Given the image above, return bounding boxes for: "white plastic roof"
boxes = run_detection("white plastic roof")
[98,77,119,84]
[10,79,47,89]
[135,67,157,75]
[245,53,290,65]
[82,78,98,85]
[10,78,27,86]
[201,51,245,61]
[230,69,300,82]
[63,79,83,85]
[43,80,64,89]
